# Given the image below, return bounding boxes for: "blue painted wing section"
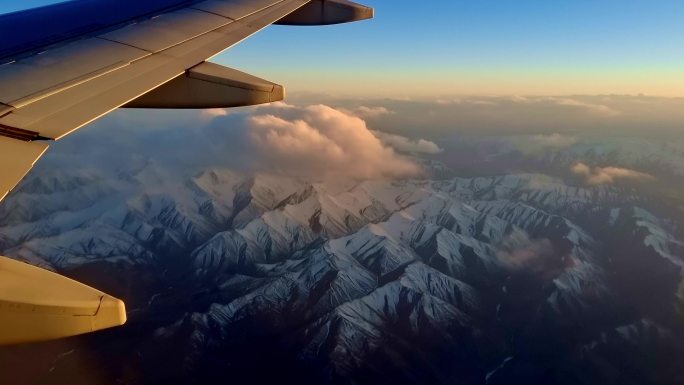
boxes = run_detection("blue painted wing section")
[0,0,200,62]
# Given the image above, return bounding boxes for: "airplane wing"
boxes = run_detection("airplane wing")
[0,0,372,345]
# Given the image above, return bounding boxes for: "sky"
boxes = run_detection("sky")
[2,0,684,97]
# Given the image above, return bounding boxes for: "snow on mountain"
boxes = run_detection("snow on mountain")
[1,163,683,385]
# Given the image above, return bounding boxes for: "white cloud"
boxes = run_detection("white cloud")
[372,131,443,154]
[355,106,394,118]
[496,229,555,272]
[531,133,578,148]
[244,104,423,180]
[571,162,655,185]
[435,98,497,106]
[200,108,229,119]
[543,97,621,117]
[339,106,395,118]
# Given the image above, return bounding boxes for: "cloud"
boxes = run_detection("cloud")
[531,133,578,148]
[372,131,443,154]
[43,95,684,185]
[240,104,423,180]
[496,229,556,273]
[354,106,395,118]
[200,108,229,119]
[571,162,655,185]
[435,98,497,106]
[542,97,621,117]
[437,96,620,116]
[351,95,659,141]
[523,174,566,190]
[338,106,395,119]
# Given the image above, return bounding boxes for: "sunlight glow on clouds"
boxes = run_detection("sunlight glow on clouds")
[544,98,621,117]
[246,104,422,180]
[347,106,395,118]
[571,162,655,185]
[372,131,443,154]
[200,108,230,119]
[531,134,578,148]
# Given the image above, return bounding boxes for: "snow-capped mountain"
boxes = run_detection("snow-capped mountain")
[0,163,682,385]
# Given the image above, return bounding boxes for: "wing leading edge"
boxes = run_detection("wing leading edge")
[0,0,372,345]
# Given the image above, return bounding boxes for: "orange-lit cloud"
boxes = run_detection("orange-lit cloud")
[354,106,395,118]
[541,97,621,117]
[372,131,442,154]
[200,108,229,119]
[571,162,655,185]
[246,104,423,180]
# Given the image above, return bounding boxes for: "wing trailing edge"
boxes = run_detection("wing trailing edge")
[0,136,49,202]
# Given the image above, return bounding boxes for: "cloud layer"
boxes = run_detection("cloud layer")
[38,94,684,189]
[45,103,427,182]
[329,95,684,142]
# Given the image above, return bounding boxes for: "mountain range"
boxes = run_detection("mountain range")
[0,159,683,385]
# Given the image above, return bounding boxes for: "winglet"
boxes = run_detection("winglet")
[275,0,374,26]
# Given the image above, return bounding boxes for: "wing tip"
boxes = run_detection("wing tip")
[94,295,128,332]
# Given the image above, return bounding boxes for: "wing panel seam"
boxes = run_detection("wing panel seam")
[189,7,236,21]
[9,60,139,108]
[97,37,155,53]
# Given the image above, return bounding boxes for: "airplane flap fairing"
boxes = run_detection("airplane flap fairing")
[125,62,284,108]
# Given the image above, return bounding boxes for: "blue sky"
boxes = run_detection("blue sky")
[2,0,684,96]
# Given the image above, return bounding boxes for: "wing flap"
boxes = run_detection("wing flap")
[0,137,48,201]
